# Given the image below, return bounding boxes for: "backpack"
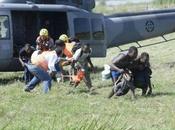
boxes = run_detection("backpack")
[113,73,132,96]
[115,81,130,96]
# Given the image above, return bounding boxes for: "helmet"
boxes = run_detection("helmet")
[59,34,68,43]
[39,28,48,36]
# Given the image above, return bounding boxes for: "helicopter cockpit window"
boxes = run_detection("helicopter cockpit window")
[71,0,83,5]
[74,18,90,40]
[0,16,10,39]
[91,19,104,40]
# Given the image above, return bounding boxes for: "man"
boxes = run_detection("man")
[24,47,63,93]
[59,34,74,58]
[69,37,81,54]
[72,44,95,91]
[55,39,71,66]
[36,28,54,50]
[19,44,35,84]
[110,46,138,84]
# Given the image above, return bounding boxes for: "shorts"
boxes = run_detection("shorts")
[111,70,121,79]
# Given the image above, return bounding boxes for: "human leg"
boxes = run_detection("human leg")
[83,71,93,90]
[111,70,121,84]
[25,76,40,92]
[24,66,34,84]
[25,64,52,93]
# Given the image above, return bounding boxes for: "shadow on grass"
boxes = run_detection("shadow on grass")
[94,66,104,73]
[0,76,23,85]
[148,92,175,97]
[66,88,99,95]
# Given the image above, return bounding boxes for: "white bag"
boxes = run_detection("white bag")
[101,64,111,80]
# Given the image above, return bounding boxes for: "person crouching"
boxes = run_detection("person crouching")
[24,47,63,93]
[19,44,35,84]
[132,52,152,95]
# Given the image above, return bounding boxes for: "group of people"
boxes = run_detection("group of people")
[19,28,152,97]
[108,46,152,98]
[19,28,95,93]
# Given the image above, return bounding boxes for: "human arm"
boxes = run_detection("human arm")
[146,67,152,95]
[19,49,25,67]
[147,80,152,95]
[109,54,125,73]
[19,56,25,67]
[47,53,59,73]
[72,48,82,62]
[87,56,95,73]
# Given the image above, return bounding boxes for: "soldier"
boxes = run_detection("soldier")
[36,28,54,50]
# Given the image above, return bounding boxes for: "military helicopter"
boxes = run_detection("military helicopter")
[0,0,175,71]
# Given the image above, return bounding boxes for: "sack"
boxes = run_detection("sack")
[101,64,111,80]
[114,82,130,96]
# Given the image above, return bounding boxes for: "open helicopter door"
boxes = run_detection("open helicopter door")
[67,11,106,57]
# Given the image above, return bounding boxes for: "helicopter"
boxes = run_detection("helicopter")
[0,0,175,71]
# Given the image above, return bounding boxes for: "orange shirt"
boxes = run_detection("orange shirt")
[63,42,75,58]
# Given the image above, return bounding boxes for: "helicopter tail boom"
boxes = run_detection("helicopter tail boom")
[105,11,175,48]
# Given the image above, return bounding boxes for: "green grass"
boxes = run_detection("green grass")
[154,0,175,5]
[93,3,153,14]
[1,34,175,129]
[93,1,175,15]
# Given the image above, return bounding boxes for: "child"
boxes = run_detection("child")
[72,44,95,91]
[132,52,152,95]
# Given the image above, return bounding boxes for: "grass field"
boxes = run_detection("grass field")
[1,34,175,130]
[94,1,175,15]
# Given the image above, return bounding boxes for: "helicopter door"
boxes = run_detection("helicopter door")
[0,11,12,59]
[67,12,106,57]
[90,13,106,57]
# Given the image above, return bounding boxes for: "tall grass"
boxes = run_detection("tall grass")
[1,34,175,129]
[154,0,175,5]
[94,0,175,15]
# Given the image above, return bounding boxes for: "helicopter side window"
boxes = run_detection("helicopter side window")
[57,0,69,1]
[74,18,90,40]
[0,16,10,40]
[91,19,104,40]
[71,0,83,5]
